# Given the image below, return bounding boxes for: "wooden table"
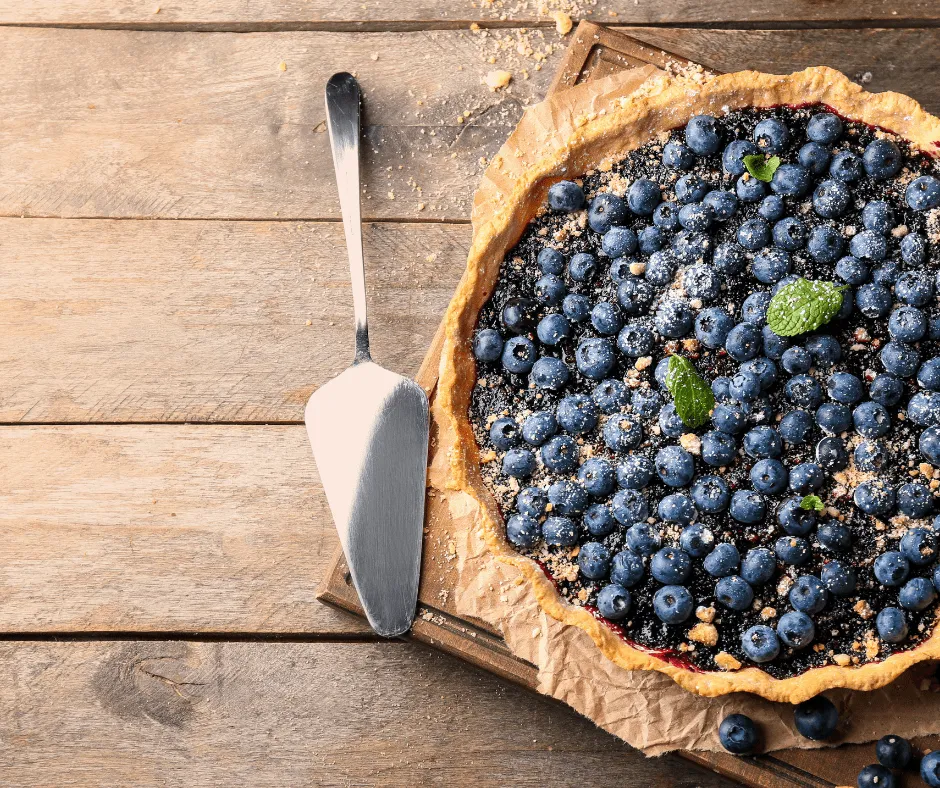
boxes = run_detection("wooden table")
[2,3,940,785]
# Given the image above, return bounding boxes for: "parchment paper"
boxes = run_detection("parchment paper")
[430,66,940,756]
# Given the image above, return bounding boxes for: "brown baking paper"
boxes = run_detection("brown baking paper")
[428,66,940,756]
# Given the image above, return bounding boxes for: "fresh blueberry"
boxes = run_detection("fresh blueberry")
[856,283,892,318]
[637,226,666,255]
[762,326,790,360]
[516,487,547,518]
[778,610,815,649]
[751,458,789,494]
[603,413,643,452]
[898,482,934,518]
[888,306,927,343]
[813,179,851,218]
[655,357,672,389]
[855,439,888,473]
[538,247,566,274]
[534,273,567,306]
[704,543,740,577]
[557,394,598,435]
[501,297,537,334]
[863,138,903,179]
[780,409,813,444]
[578,541,611,580]
[685,114,722,155]
[872,260,903,287]
[822,560,857,596]
[695,307,734,348]
[630,387,663,419]
[744,426,782,459]
[587,193,628,234]
[627,178,661,216]
[653,585,694,624]
[771,164,812,197]
[921,426,940,464]
[900,577,937,610]
[808,112,843,144]
[794,696,838,740]
[876,735,912,770]
[712,403,749,435]
[655,445,695,487]
[577,458,616,498]
[835,256,869,286]
[596,583,632,620]
[688,475,730,515]
[616,277,655,315]
[540,435,579,472]
[673,230,712,265]
[680,524,715,558]
[897,271,934,306]
[777,497,816,536]
[568,252,598,282]
[601,226,638,258]
[826,372,864,404]
[651,547,692,584]
[856,763,895,786]
[854,480,896,516]
[719,713,759,755]
[874,551,911,587]
[830,150,863,182]
[609,256,637,285]
[853,401,890,438]
[506,514,540,547]
[716,575,754,611]
[908,391,940,426]
[816,436,849,471]
[741,548,776,586]
[869,374,904,407]
[723,139,760,176]
[876,607,908,642]
[731,489,767,524]
[584,504,617,537]
[576,337,616,379]
[901,527,937,566]
[548,180,585,212]
[776,536,810,565]
[772,218,807,253]
[736,173,767,202]
[790,575,828,614]
[849,230,887,262]
[663,139,696,170]
[712,376,732,402]
[658,403,688,438]
[489,417,521,451]
[473,328,503,362]
[920,752,940,788]
[799,141,830,175]
[753,117,789,153]
[806,335,842,367]
[742,292,772,326]
[725,322,761,362]
[786,375,824,409]
[816,403,852,435]
[610,550,645,587]
[502,448,536,478]
[653,201,680,230]
[752,248,792,284]
[742,625,780,663]
[589,302,622,336]
[658,493,696,524]
[701,430,737,467]
[919,360,940,392]
[759,194,786,221]
[907,175,940,211]
[502,336,537,374]
[737,217,770,251]
[704,189,738,221]
[807,225,844,263]
[644,250,678,287]
[536,314,572,347]
[675,173,710,204]
[818,521,852,553]
[547,480,588,516]
[713,242,747,275]
[781,346,812,375]
[592,379,629,415]
[563,293,591,322]
[730,370,761,402]
[612,489,651,527]
[902,231,927,265]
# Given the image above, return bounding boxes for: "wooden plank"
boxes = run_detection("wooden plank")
[0,0,934,28]
[0,424,372,634]
[0,218,468,423]
[2,28,940,222]
[0,639,737,787]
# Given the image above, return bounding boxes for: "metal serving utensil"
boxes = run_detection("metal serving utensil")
[305,72,429,637]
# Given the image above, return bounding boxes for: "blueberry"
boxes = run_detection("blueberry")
[752,248,792,284]
[853,401,890,438]
[780,409,813,444]
[869,374,904,408]
[873,550,910,587]
[596,583,632,620]
[680,524,715,558]
[630,387,663,419]
[713,242,747,275]
[506,514,540,547]
[723,139,760,176]
[540,435,579,472]
[812,179,851,218]
[675,173,710,204]
[874,735,911,770]
[750,458,789,494]
[501,336,536,375]
[807,225,844,263]
[569,251,598,282]
[725,322,761,362]
[822,560,857,596]
[556,394,598,435]
[781,346,811,375]
[863,138,903,179]
[672,230,712,264]
[663,139,696,170]
[861,200,894,235]
[637,226,666,255]
[644,250,678,287]
[872,260,902,287]
[830,150,863,182]
[794,696,838,740]
[653,584,694,624]
[900,577,937,610]
[835,256,869,286]
[786,375,824,409]
[612,489,651,527]
[489,417,521,451]
[516,487,547,519]
[799,141,830,175]
[856,763,894,788]
[588,302,621,336]
[908,175,940,212]
[902,234,927,270]
[777,497,816,536]
[473,328,503,362]
[854,480,896,516]
[719,713,759,756]
[687,477,729,516]
[501,297,537,334]
[658,403,688,439]
[655,357,673,389]
[651,547,692,584]
[771,164,812,197]
[655,445,695,487]
[806,335,842,367]
[909,391,940,428]
[742,292,772,326]
[751,118,788,154]
[730,370,761,402]
[818,521,852,553]
[658,493,696,525]
[736,173,767,202]
[887,306,926,343]
[849,230,888,262]
[577,458,616,498]
[923,752,940,788]
[921,426,940,464]
[685,114,722,155]
[563,293,591,322]
[808,112,843,144]
[899,270,935,306]
[771,218,807,253]
[816,403,852,435]
[577,541,611,580]
[824,372,863,405]
[703,189,738,221]
[898,482,934,518]
[603,412,643,452]
[742,625,780,663]
[584,504,616,537]
[701,430,737,467]
[610,550,645,587]
[591,379,628,415]
[712,376,732,402]
[535,314,572,347]
[546,481,588,518]
[695,307,734,348]
[778,610,815,649]
[741,425,780,459]
[882,340,921,378]
[790,575,828,614]
[704,543,740,577]
[576,337,615,380]
[616,276,655,315]
[548,180,585,212]
[856,283,892,318]
[731,489,767,524]
[738,548,775,586]
[737,217,770,250]
[601,226,638,258]
[653,200,680,230]
[919,359,940,392]
[759,194,786,221]
[776,536,810,565]
[502,448,536,478]
[762,326,790,359]
[683,265,720,302]
[538,247,566,274]
[587,193,629,234]
[816,436,848,471]
[901,527,937,566]
[712,403,749,435]
[534,273,566,306]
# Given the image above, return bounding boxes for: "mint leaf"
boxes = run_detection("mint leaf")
[665,355,714,429]
[766,277,848,337]
[743,154,781,182]
[800,495,825,512]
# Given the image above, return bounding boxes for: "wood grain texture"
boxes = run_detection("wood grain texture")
[2,28,940,222]
[0,0,934,28]
[0,218,467,423]
[0,424,373,634]
[0,639,736,787]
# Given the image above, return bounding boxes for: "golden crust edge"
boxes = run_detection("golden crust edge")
[436,65,940,704]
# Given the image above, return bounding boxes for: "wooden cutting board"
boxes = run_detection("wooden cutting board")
[318,22,939,787]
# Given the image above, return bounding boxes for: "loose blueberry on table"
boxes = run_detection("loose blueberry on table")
[471,104,940,678]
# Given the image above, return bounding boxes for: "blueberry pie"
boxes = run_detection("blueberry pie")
[438,67,940,702]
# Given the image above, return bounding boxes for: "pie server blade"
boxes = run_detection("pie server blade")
[305,72,429,638]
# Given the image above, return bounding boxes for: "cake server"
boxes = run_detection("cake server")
[305,72,429,637]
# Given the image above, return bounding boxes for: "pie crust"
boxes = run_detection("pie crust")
[437,66,940,703]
